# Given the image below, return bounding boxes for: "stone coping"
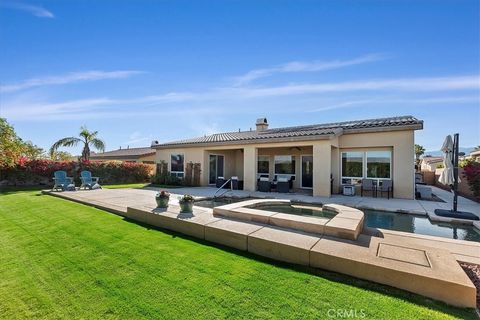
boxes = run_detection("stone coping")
[214,200,364,240]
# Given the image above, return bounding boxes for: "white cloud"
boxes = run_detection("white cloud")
[308,96,480,112]
[233,54,387,86]
[2,75,478,121]
[0,1,54,18]
[126,131,154,146]
[232,75,479,98]
[1,70,145,93]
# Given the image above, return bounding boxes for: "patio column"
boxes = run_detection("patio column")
[243,146,257,192]
[312,142,331,197]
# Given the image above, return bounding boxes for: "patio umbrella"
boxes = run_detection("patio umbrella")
[434,134,477,220]
[438,135,455,186]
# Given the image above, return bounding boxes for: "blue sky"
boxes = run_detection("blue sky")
[0,0,479,155]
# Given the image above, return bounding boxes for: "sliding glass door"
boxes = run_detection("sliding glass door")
[301,155,313,188]
[209,154,224,184]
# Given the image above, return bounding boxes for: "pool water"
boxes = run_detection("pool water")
[249,203,336,219]
[363,210,480,242]
[195,198,480,242]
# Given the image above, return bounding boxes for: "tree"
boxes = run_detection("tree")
[23,141,45,159]
[414,144,425,164]
[50,126,105,161]
[50,150,74,161]
[0,118,44,167]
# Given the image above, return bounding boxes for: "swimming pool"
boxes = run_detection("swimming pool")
[248,203,336,219]
[195,198,480,242]
[363,209,480,242]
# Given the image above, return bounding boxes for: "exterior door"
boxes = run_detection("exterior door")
[209,155,225,184]
[301,155,313,188]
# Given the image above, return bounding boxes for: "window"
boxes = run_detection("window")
[367,151,391,179]
[258,155,269,174]
[341,152,363,178]
[274,155,295,175]
[170,154,184,178]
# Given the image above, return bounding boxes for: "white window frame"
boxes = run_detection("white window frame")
[208,154,225,185]
[274,155,296,179]
[366,151,392,180]
[300,154,313,189]
[340,151,364,184]
[257,155,270,179]
[170,153,185,178]
[340,150,392,185]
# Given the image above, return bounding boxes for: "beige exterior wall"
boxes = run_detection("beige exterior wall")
[338,130,415,199]
[153,129,416,199]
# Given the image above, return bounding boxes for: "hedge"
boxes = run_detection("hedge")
[0,159,151,186]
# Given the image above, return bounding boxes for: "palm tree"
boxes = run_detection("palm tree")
[50,126,105,161]
[414,144,425,165]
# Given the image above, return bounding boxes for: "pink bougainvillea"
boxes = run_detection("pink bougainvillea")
[0,160,151,186]
[463,162,480,197]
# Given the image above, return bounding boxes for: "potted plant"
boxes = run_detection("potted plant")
[179,194,195,213]
[155,190,170,208]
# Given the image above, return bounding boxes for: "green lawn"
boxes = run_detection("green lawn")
[0,191,477,319]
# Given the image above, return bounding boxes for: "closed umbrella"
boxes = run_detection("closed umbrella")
[438,135,454,186]
[434,133,477,220]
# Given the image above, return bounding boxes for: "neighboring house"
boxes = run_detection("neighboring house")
[420,156,444,172]
[469,150,480,162]
[151,115,423,199]
[90,147,156,165]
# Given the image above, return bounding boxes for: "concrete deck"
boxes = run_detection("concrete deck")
[43,187,479,308]
[140,185,480,218]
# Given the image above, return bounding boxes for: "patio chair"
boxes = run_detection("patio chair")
[378,180,393,199]
[258,177,271,192]
[360,178,376,197]
[216,177,226,188]
[80,171,100,190]
[276,177,290,193]
[53,171,75,191]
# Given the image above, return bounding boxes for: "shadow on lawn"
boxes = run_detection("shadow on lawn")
[122,217,476,318]
[0,186,47,194]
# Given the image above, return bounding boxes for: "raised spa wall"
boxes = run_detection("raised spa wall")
[213,200,364,241]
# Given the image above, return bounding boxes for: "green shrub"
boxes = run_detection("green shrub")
[151,171,183,186]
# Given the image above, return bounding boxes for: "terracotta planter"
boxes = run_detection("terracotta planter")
[155,196,169,208]
[179,200,194,213]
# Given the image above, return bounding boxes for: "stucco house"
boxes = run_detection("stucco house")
[151,116,423,199]
[420,156,444,172]
[469,149,480,162]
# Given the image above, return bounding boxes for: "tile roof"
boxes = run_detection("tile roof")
[153,115,423,148]
[90,147,155,159]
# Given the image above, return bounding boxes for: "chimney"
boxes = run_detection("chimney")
[256,117,268,131]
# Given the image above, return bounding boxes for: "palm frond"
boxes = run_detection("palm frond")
[49,137,81,157]
[79,126,91,140]
[90,138,105,153]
